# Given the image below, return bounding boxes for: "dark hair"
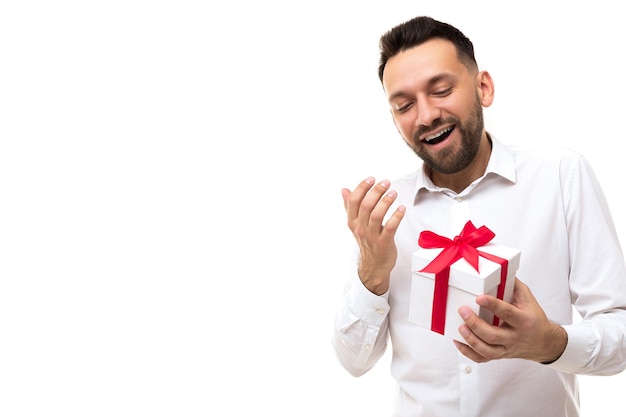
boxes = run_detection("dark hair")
[378,16,477,82]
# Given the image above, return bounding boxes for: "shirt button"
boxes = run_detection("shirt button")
[456,197,463,202]
[376,308,385,314]
[365,344,372,351]
[465,366,472,374]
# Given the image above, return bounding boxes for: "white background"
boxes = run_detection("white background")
[1,1,625,416]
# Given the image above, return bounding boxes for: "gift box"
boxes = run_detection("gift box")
[408,221,521,342]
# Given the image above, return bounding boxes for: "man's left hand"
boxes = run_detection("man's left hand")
[454,278,567,364]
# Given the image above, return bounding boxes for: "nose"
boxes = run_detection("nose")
[416,97,442,128]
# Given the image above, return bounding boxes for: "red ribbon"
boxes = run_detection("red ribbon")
[476,250,509,327]
[418,221,509,334]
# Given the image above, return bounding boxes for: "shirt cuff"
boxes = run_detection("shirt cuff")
[347,277,390,326]
[543,323,597,373]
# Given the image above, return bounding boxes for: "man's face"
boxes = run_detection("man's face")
[382,38,486,175]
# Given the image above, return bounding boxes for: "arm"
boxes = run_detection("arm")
[332,177,405,376]
[454,155,626,374]
[332,266,391,376]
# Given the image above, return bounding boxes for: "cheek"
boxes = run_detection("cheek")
[393,116,413,140]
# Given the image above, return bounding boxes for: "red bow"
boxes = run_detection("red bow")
[418,221,495,274]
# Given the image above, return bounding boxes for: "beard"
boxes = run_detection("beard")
[408,95,484,175]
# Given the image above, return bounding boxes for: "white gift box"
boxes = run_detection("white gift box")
[409,242,521,342]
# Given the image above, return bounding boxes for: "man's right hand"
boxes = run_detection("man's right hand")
[341,177,406,295]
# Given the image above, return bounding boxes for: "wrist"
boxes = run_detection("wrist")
[357,267,391,295]
[540,323,568,364]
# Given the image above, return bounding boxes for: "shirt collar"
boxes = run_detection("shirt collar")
[413,134,517,201]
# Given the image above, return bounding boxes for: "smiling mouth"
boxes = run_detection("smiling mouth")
[422,126,454,145]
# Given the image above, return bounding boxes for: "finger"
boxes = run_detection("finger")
[381,203,406,236]
[343,177,375,220]
[359,179,391,219]
[341,188,352,210]
[458,323,507,360]
[458,307,507,358]
[510,278,534,307]
[474,279,528,328]
[353,180,392,234]
[453,339,489,363]
[368,187,398,228]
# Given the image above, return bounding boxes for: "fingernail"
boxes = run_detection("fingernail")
[459,307,470,319]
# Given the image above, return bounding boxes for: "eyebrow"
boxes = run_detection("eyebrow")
[387,72,457,103]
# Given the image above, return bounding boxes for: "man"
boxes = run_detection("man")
[332,16,626,417]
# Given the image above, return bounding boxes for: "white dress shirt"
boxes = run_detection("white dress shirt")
[333,136,626,417]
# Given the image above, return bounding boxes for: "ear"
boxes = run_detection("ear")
[476,70,495,107]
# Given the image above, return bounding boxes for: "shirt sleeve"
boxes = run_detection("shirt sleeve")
[544,155,626,375]
[331,253,391,377]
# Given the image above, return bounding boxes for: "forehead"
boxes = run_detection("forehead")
[382,38,469,95]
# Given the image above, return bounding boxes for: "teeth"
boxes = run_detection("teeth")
[424,127,453,142]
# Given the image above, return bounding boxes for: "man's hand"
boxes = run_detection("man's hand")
[453,278,568,364]
[342,177,405,295]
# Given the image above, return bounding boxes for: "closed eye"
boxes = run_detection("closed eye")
[394,101,414,114]
[433,88,452,97]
